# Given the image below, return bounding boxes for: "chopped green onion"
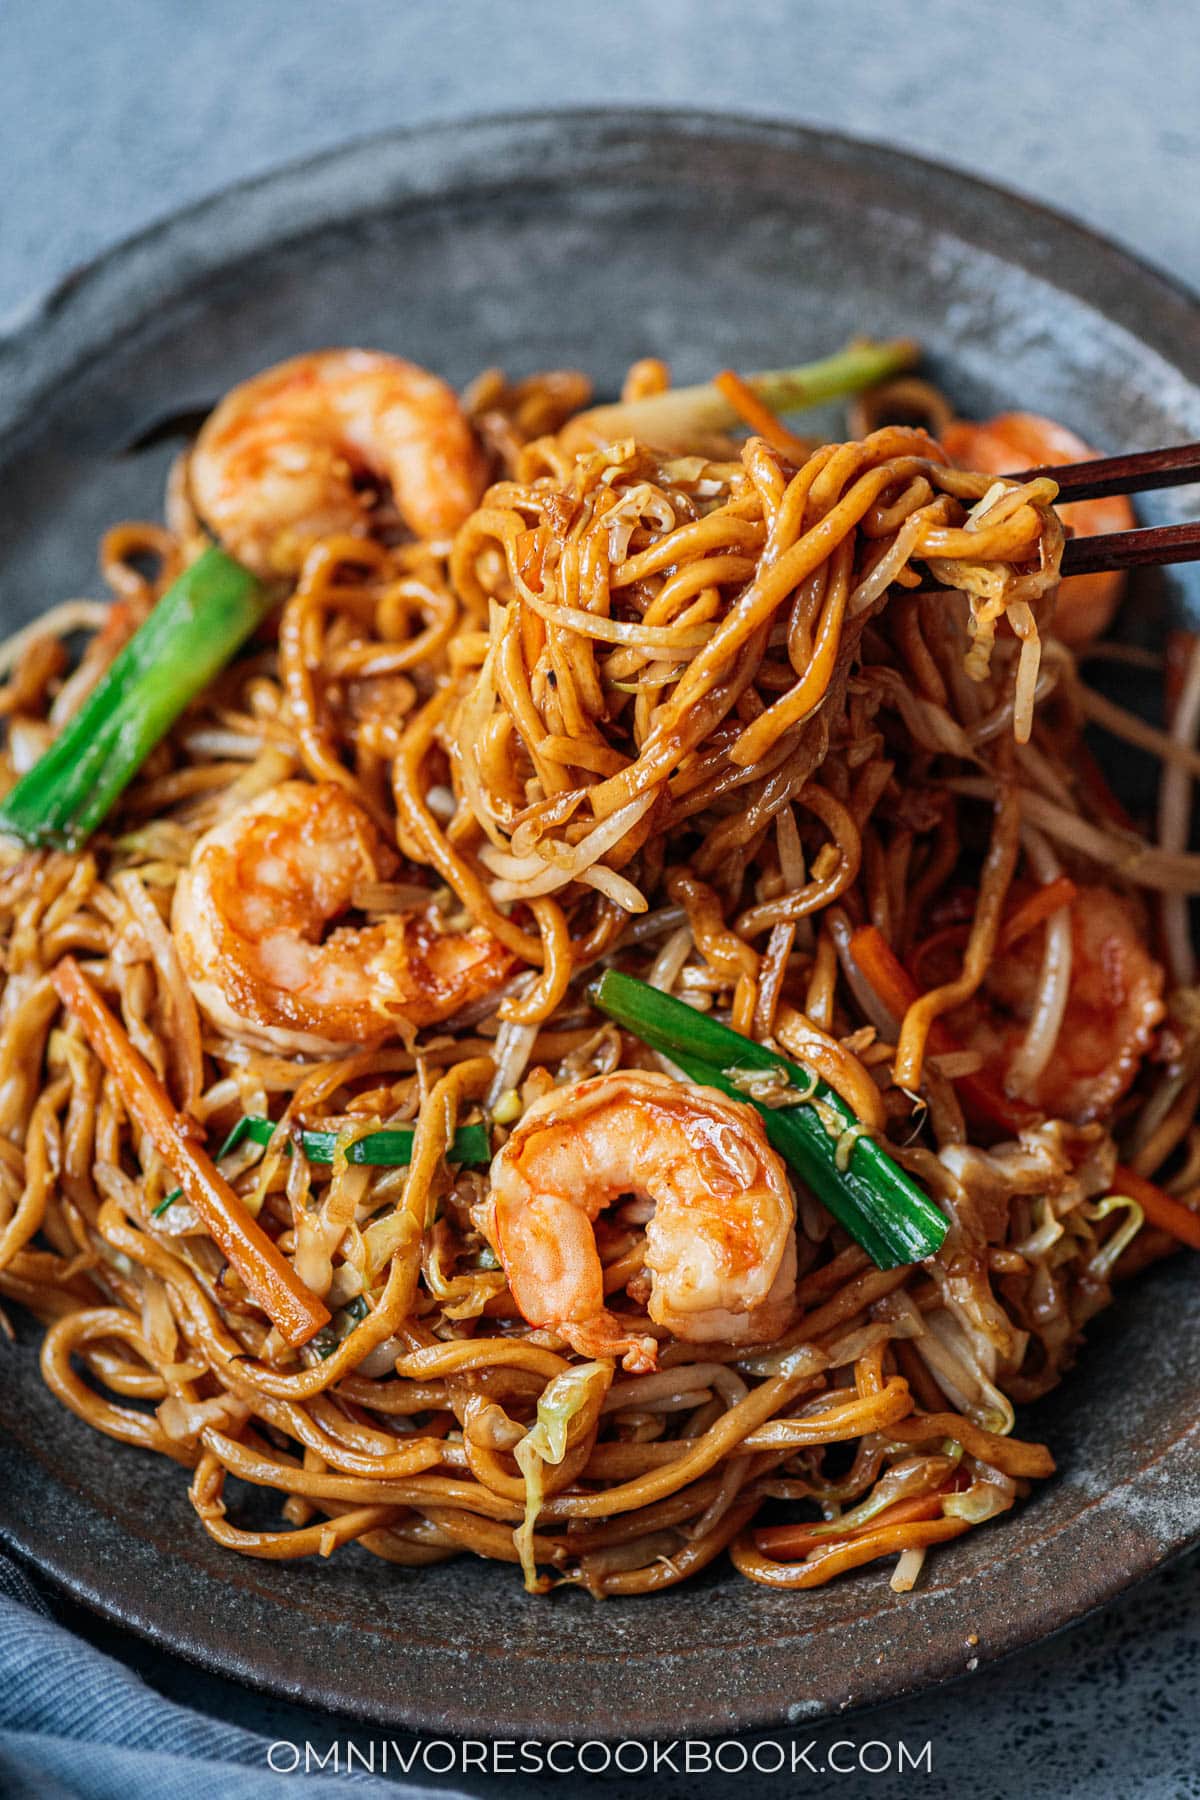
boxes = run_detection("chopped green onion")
[151,1114,491,1217]
[573,339,919,454]
[0,546,271,850]
[311,1293,371,1361]
[590,969,946,1269]
[223,1114,492,1168]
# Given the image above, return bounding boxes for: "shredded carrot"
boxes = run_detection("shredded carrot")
[998,875,1078,951]
[51,957,330,1346]
[712,369,811,462]
[1112,1163,1200,1252]
[850,922,928,1022]
[515,525,550,597]
[849,924,1036,1134]
[755,1491,945,1560]
[731,972,757,1036]
[732,1513,971,1588]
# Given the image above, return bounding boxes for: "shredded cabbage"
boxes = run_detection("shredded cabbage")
[944,1480,1012,1524]
[514,1361,612,1593]
[804,1454,957,1540]
[724,1063,819,1110]
[422,1231,506,1321]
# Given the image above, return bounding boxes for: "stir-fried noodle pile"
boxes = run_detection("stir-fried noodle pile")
[1,350,1198,1598]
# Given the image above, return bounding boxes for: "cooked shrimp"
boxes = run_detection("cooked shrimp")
[945,885,1164,1124]
[190,350,486,575]
[941,412,1136,645]
[172,781,512,1056]
[477,1071,797,1372]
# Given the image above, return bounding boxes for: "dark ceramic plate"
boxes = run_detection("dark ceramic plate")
[0,112,1198,1740]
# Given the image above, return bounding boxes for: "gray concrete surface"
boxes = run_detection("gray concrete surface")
[2,1,1198,1793]
[3,0,1200,325]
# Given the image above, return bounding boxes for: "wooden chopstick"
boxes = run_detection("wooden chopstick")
[1061,520,1200,575]
[992,441,1200,574]
[1008,440,1200,502]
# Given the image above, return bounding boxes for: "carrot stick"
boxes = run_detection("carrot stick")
[848,922,926,1022]
[755,1491,945,1559]
[998,875,1078,950]
[51,957,330,1346]
[712,369,811,462]
[1113,1163,1200,1252]
[515,526,551,598]
[849,924,1036,1134]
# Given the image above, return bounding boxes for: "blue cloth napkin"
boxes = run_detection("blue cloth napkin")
[0,1552,445,1798]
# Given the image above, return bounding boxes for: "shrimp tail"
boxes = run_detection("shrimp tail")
[561,1316,660,1375]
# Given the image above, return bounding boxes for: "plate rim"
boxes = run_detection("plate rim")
[3,106,1198,379]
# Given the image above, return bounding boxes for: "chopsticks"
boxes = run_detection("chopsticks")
[1018,441,1200,503]
[1001,440,1200,576]
[1061,521,1200,576]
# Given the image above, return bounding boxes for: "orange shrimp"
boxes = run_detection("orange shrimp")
[172,781,513,1055]
[190,350,486,575]
[477,1071,797,1372]
[944,884,1164,1124]
[941,412,1136,645]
